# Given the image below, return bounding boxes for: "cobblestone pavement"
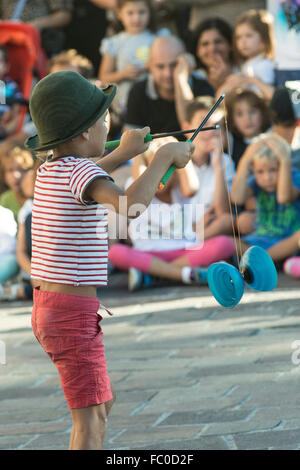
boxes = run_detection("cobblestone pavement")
[1,273,300,450]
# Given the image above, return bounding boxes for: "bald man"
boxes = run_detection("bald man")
[123,35,214,136]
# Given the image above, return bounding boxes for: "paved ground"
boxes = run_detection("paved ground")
[1,272,300,450]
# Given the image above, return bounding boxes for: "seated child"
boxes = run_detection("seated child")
[0,165,38,301]
[109,137,235,291]
[226,89,271,166]
[0,146,34,220]
[182,97,235,241]
[232,133,300,263]
[0,205,19,293]
[218,10,275,101]
[0,45,24,140]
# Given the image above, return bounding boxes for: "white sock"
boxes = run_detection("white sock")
[181,266,192,284]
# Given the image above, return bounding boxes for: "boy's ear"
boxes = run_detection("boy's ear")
[82,129,90,141]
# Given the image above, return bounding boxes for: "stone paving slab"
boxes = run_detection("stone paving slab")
[1,273,300,450]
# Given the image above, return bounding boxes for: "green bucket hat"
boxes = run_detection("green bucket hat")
[25,71,117,151]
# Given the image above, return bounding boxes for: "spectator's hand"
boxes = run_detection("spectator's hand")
[207,54,232,86]
[265,134,291,162]
[174,56,189,80]
[223,73,251,90]
[241,138,266,166]
[121,64,145,81]
[176,53,196,76]
[211,141,222,170]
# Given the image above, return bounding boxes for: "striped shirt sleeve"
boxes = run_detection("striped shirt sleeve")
[69,159,113,205]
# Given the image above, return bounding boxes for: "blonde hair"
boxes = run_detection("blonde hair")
[233,9,274,62]
[0,147,34,193]
[252,134,278,163]
[49,49,94,78]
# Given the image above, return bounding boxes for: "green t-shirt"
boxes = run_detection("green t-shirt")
[0,190,22,221]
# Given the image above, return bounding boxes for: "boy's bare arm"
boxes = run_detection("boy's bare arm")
[266,135,298,204]
[16,223,31,276]
[97,127,150,174]
[231,156,253,205]
[231,143,265,205]
[87,141,194,217]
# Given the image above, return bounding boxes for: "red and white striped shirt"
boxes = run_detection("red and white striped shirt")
[31,156,113,286]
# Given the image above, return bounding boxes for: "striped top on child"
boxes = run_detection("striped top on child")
[31,155,113,286]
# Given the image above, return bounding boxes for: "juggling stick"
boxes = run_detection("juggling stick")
[104,126,219,150]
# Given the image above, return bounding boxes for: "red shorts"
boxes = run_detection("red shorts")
[32,288,112,409]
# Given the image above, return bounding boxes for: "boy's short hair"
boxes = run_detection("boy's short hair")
[49,49,94,79]
[185,96,216,122]
[252,135,278,164]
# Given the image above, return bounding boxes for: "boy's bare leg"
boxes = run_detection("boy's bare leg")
[236,212,256,236]
[267,230,300,261]
[69,385,116,450]
[203,213,233,240]
[148,257,184,280]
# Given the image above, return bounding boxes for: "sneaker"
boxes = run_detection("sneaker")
[284,257,300,278]
[128,268,155,292]
[191,267,208,285]
[128,268,144,292]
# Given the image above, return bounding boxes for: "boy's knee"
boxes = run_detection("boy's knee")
[105,386,116,416]
[111,385,116,404]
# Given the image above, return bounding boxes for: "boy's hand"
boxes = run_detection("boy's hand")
[119,127,151,159]
[156,141,195,169]
[208,54,232,84]
[241,138,266,166]
[265,134,291,162]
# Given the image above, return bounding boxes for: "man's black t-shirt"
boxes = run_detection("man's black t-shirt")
[124,74,215,137]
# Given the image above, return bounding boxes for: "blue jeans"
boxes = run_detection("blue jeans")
[275,70,300,86]
[0,254,19,283]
